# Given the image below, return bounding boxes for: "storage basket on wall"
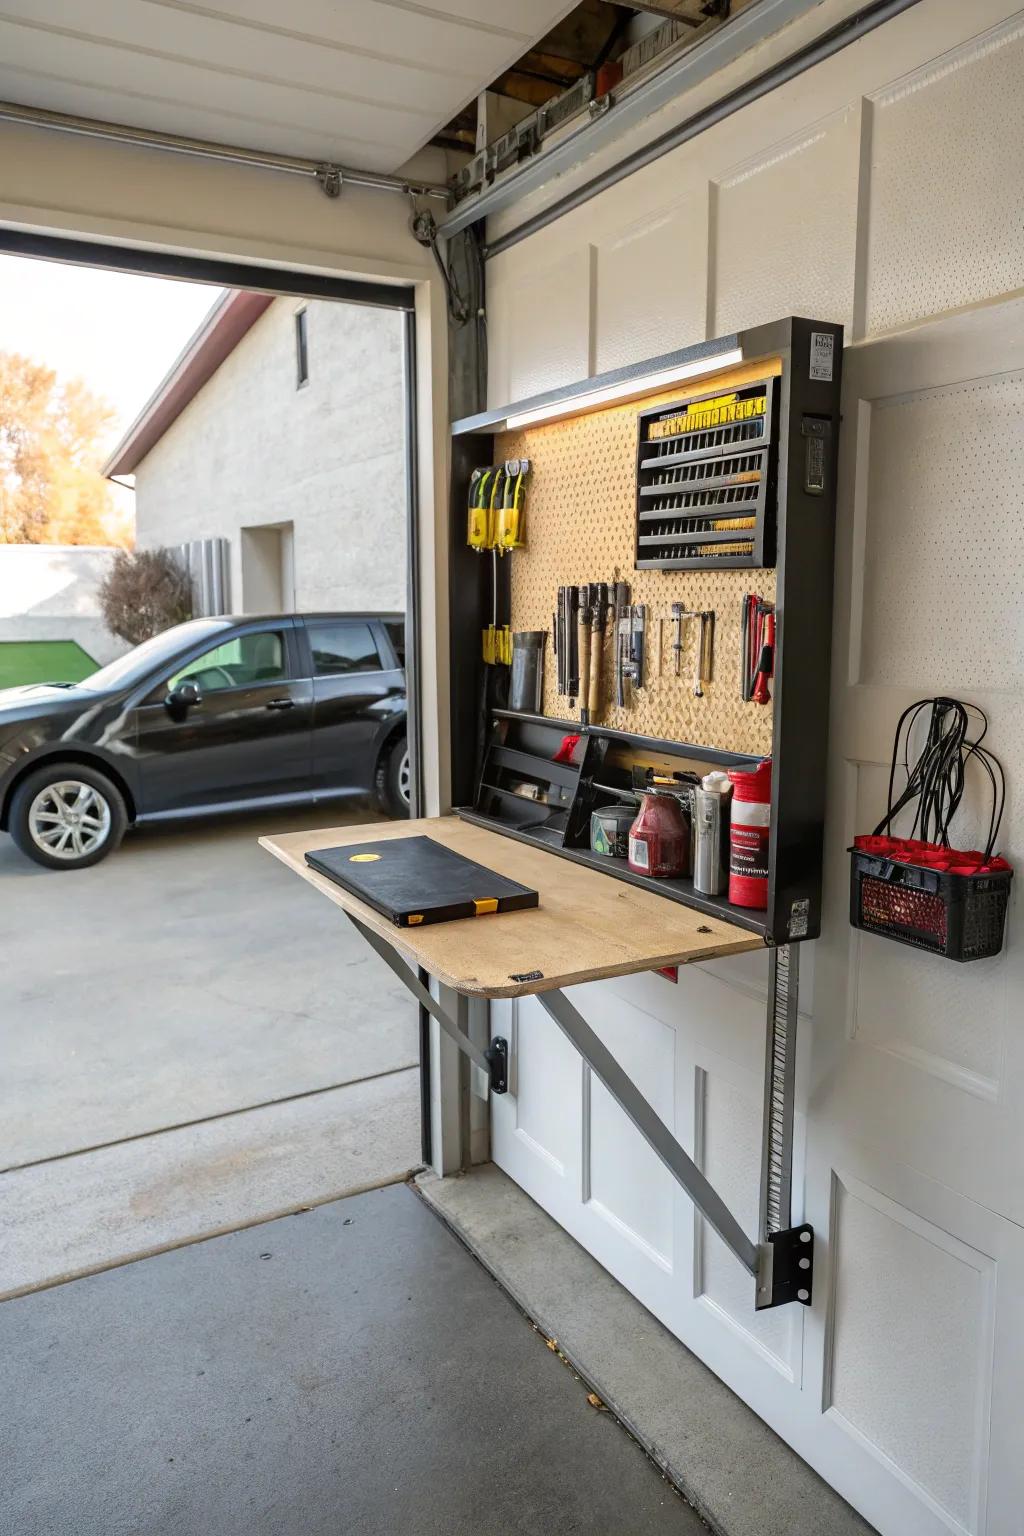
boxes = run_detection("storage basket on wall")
[848,698,1012,963]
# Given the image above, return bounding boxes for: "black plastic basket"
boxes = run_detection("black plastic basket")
[849,848,1012,962]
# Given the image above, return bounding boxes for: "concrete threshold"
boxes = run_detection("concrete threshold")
[416,1163,875,1536]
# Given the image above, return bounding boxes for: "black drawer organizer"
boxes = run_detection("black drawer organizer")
[465,707,767,932]
[635,378,778,570]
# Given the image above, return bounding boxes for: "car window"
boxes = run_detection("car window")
[384,620,405,667]
[308,622,382,677]
[170,631,287,692]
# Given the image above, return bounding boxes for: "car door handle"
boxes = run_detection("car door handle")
[266,698,296,711]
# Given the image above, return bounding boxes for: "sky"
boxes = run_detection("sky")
[0,253,223,456]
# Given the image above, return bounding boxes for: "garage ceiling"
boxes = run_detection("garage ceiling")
[0,0,580,173]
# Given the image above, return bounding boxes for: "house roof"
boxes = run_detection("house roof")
[103,289,274,477]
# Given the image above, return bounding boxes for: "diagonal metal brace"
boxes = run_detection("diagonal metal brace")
[534,988,759,1277]
[346,914,506,1092]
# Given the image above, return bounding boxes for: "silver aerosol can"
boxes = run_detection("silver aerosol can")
[693,772,732,895]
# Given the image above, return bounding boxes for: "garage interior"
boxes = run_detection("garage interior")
[2,3,1022,1535]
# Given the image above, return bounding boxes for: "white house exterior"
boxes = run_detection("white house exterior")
[105,291,407,616]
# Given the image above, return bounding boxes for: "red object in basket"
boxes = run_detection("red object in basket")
[728,758,772,908]
[852,834,1011,876]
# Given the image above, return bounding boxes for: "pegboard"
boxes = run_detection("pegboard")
[496,358,781,757]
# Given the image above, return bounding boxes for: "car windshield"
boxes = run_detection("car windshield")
[77,620,233,691]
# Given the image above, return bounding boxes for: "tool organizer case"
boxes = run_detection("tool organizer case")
[449,318,844,946]
[635,377,778,570]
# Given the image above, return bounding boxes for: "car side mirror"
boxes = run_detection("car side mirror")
[166,680,201,719]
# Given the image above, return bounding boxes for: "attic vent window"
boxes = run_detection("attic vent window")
[295,308,309,388]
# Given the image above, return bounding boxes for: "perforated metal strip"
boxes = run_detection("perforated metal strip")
[759,945,800,1239]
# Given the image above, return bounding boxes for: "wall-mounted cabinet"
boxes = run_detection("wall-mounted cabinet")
[449,317,843,945]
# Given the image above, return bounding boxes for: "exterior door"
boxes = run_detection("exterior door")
[491,296,1024,1536]
[133,622,313,812]
[306,619,404,793]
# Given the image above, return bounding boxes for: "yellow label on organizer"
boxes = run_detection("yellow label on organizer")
[407,914,424,925]
[349,853,381,862]
[474,898,499,915]
[648,394,767,440]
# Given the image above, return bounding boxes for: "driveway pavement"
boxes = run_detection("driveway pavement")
[0,803,421,1295]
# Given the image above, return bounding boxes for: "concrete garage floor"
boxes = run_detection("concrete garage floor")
[0,803,422,1296]
[0,1182,705,1536]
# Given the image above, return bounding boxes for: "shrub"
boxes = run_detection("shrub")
[99,547,193,646]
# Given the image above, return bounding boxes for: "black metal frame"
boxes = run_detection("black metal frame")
[0,227,415,310]
[449,317,843,945]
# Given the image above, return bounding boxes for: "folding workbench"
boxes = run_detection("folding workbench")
[262,814,812,1311]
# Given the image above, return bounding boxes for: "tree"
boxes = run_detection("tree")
[98,547,192,646]
[0,351,130,546]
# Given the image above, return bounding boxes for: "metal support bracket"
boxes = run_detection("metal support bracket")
[315,163,343,198]
[345,914,507,1094]
[534,947,810,1311]
[345,912,806,1308]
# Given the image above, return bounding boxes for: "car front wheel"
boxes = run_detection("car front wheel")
[9,765,127,870]
[375,736,411,818]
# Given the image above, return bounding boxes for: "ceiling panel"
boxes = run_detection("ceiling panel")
[0,0,579,173]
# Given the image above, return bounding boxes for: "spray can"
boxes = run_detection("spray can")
[727,758,772,908]
[693,773,731,896]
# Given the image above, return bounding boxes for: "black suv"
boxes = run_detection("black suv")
[0,613,408,870]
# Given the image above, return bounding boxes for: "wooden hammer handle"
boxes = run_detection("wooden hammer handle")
[578,616,591,718]
[588,617,604,720]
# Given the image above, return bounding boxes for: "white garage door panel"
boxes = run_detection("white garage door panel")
[827,1173,993,1534]
[585,1000,676,1268]
[865,16,1024,336]
[0,23,422,159]
[696,1064,799,1377]
[506,247,594,403]
[0,0,460,117]
[859,374,1024,693]
[711,105,860,338]
[594,195,709,376]
[179,0,528,80]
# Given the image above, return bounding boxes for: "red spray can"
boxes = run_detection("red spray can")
[727,758,772,908]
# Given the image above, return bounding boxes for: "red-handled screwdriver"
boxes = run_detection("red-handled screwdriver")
[752,611,775,705]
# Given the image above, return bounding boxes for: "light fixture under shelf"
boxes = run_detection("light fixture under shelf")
[504,346,745,430]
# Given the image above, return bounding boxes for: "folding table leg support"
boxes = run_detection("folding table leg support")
[535,972,812,1311]
[345,915,508,1094]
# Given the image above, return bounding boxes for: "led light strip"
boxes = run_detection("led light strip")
[505,348,745,431]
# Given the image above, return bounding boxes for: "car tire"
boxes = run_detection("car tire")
[9,764,128,870]
[375,736,411,819]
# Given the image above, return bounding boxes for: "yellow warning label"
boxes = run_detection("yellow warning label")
[649,394,767,440]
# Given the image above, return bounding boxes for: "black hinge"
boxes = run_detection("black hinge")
[759,1224,813,1308]
[485,1037,509,1094]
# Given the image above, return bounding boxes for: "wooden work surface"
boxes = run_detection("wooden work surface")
[260,816,763,999]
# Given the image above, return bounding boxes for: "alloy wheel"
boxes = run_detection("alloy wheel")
[398,749,411,808]
[28,780,112,862]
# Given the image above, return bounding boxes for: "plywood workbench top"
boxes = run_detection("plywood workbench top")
[260,816,763,999]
